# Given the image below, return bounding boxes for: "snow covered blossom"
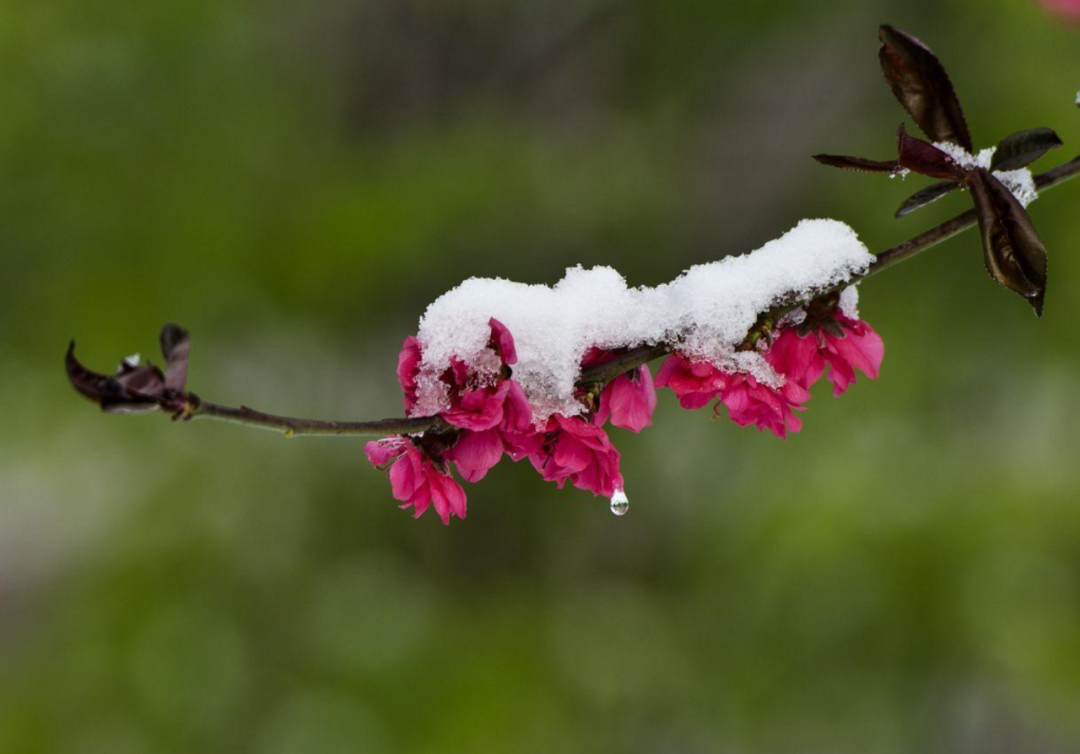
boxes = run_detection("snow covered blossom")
[653,305,884,440]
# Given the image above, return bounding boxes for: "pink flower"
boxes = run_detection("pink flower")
[530,414,623,497]
[766,315,884,397]
[656,351,809,439]
[365,437,467,525]
[765,327,825,391]
[716,371,809,439]
[1039,0,1080,22]
[818,315,884,396]
[581,348,657,433]
[441,378,513,431]
[397,318,527,432]
[654,354,725,409]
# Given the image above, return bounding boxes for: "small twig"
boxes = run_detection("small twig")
[175,155,1080,439]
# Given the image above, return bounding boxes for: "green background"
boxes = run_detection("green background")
[3,0,1080,751]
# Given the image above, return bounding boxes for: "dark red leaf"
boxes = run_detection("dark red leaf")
[895,180,961,218]
[878,25,973,151]
[812,154,901,173]
[896,125,967,180]
[967,169,1048,316]
[991,127,1063,171]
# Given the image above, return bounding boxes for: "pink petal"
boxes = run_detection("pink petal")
[767,328,825,390]
[428,471,467,525]
[388,446,424,501]
[443,381,509,431]
[447,429,504,483]
[603,365,657,433]
[364,437,407,467]
[488,318,517,366]
[397,336,422,412]
[501,381,533,433]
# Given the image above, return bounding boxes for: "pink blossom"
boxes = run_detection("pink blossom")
[581,348,657,433]
[765,327,825,391]
[1039,0,1080,22]
[656,351,809,438]
[364,438,467,525]
[654,354,725,409]
[397,318,527,432]
[717,371,809,439]
[766,315,884,396]
[819,315,884,396]
[441,378,513,431]
[529,414,623,497]
[488,317,517,365]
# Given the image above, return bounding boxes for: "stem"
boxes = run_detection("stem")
[182,155,1080,439]
[188,396,446,437]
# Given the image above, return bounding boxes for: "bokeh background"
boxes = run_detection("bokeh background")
[3,0,1080,751]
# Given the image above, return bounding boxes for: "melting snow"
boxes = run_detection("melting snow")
[934,142,1039,207]
[415,219,872,419]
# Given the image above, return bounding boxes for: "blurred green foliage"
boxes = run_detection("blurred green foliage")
[3,0,1080,751]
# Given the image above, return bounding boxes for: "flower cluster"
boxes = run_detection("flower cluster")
[367,306,883,524]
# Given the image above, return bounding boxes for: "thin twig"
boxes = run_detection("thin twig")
[183,155,1080,439]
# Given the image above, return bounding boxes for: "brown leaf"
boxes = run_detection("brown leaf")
[991,127,1063,172]
[65,343,166,414]
[812,154,901,173]
[879,26,973,151]
[895,180,960,218]
[967,169,1048,316]
[65,325,194,414]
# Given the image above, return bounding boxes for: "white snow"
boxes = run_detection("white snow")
[415,219,872,420]
[838,285,860,319]
[933,142,1039,207]
[993,168,1038,207]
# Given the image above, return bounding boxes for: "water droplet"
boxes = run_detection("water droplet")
[609,489,629,516]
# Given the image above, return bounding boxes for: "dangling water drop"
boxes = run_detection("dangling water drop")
[609,489,629,516]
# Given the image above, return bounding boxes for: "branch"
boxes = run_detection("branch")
[77,155,1080,439]
[187,396,448,438]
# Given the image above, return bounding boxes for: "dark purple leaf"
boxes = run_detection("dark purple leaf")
[66,325,194,414]
[967,169,1048,316]
[160,324,190,393]
[991,127,1063,171]
[895,180,961,218]
[896,125,967,180]
[66,342,165,414]
[878,25,973,151]
[812,154,901,173]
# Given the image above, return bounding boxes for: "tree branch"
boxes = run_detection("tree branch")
[141,155,1080,438]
